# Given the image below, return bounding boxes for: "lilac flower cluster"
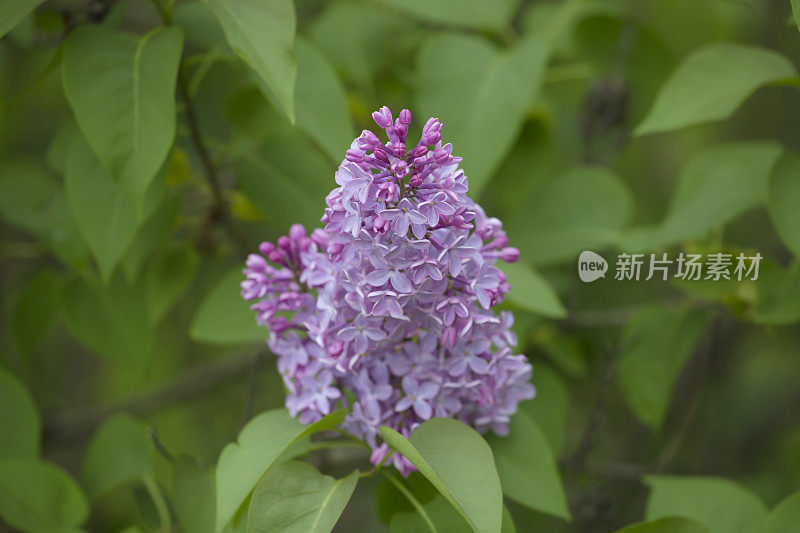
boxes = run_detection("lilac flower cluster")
[242,107,534,475]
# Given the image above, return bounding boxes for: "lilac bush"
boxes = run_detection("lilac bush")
[242,107,534,474]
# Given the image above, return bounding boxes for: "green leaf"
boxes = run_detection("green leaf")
[145,244,198,323]
[0,161,56,229]
[294,36,354,163]
[635,43,797,135]
[0,0,45,39]
[0,459,89,531]
[416,33,549,197]
[644,475,767,533]
[0,162,89,268]
[753,263,800,325]
[793,0,800,33]
[0,366,39,461]
[190,268,264,345]
[12,269,60,357]
[506,166,632,265]
[64,134,149,281]
[502,261,567,318]
[215,408,345,533]
[247,460,358,532]
[173,457,215,533]
[534,327,587,379]
[615,517,710,533]
[174,1,226,50]
[390,494,469,532]
[120,192,182,281]
[767,152,800,259]
[205,0,297,121]
[379,0,520,31]
[622,143,782,251]
[62,25,183,203]
[226,89,332,229]
[488,410,569,520]
[520,365,569,456]
[389,496,518,533]
[377,473,438,526]
[309,2,396,89]
[380,418,503,533]
[618,306,709,430]
[762,491,800,533]
[62,273,154,368]
[82,414,152,500]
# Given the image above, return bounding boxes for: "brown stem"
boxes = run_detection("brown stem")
[42,351,262,447]
[177,71,250,254]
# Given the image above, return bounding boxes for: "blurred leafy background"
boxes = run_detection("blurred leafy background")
[2,0,800,531]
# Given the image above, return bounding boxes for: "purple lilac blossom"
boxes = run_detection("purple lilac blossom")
[242,106,534,476]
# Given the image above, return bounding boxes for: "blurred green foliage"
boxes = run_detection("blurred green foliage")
[2,0,800,531]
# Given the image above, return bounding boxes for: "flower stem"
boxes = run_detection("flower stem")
[143,474,171,532]
[381,470,438,533]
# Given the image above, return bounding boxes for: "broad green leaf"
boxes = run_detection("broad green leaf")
[380,418,503,533]
[416,33,549,197]
[205,0,296,121]
[793,0,800,33]
[294,36,353,163]
[12,269,60,357]
[644,475,768,533]
[635,44,797,135]
[376,473,438,526]
[506,166,632,265]
[0,459,89,531]
[622,143,782,251]
[247,460,358,532]
[0,366,39,460]
[62,25,183,203]
[0,0,45,39]
[379,0,519,31]
[215,408,345,532]
[234,140,329,230]
[762,491,800,533]
[618,306,709,430]
[753,263,800,325]
[487,411,569,520]
[0,161,56,229]
[390,496,517,533]
[173,457,215,533]
[62,274,154,368]
[502,261,567,318]
[767,152,800,259]
[521,365,569,456]
[145,244,198,323]
[0,162,88,267]
[174,1,226,50]
[120,192,182,281]
[390,494,468,532]
[616,517,710,533]
[309,2,396,88]
[190,268,264,345]
[64,134,151,281]
[83,414,152,500]
[534,327,587,379]
[226,88,332,229]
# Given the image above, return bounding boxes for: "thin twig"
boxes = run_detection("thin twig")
[43,351,263,446]
[154,0,250,255]
[565,348,618,474]
[176,71,250,254]
[241,350,265,429]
